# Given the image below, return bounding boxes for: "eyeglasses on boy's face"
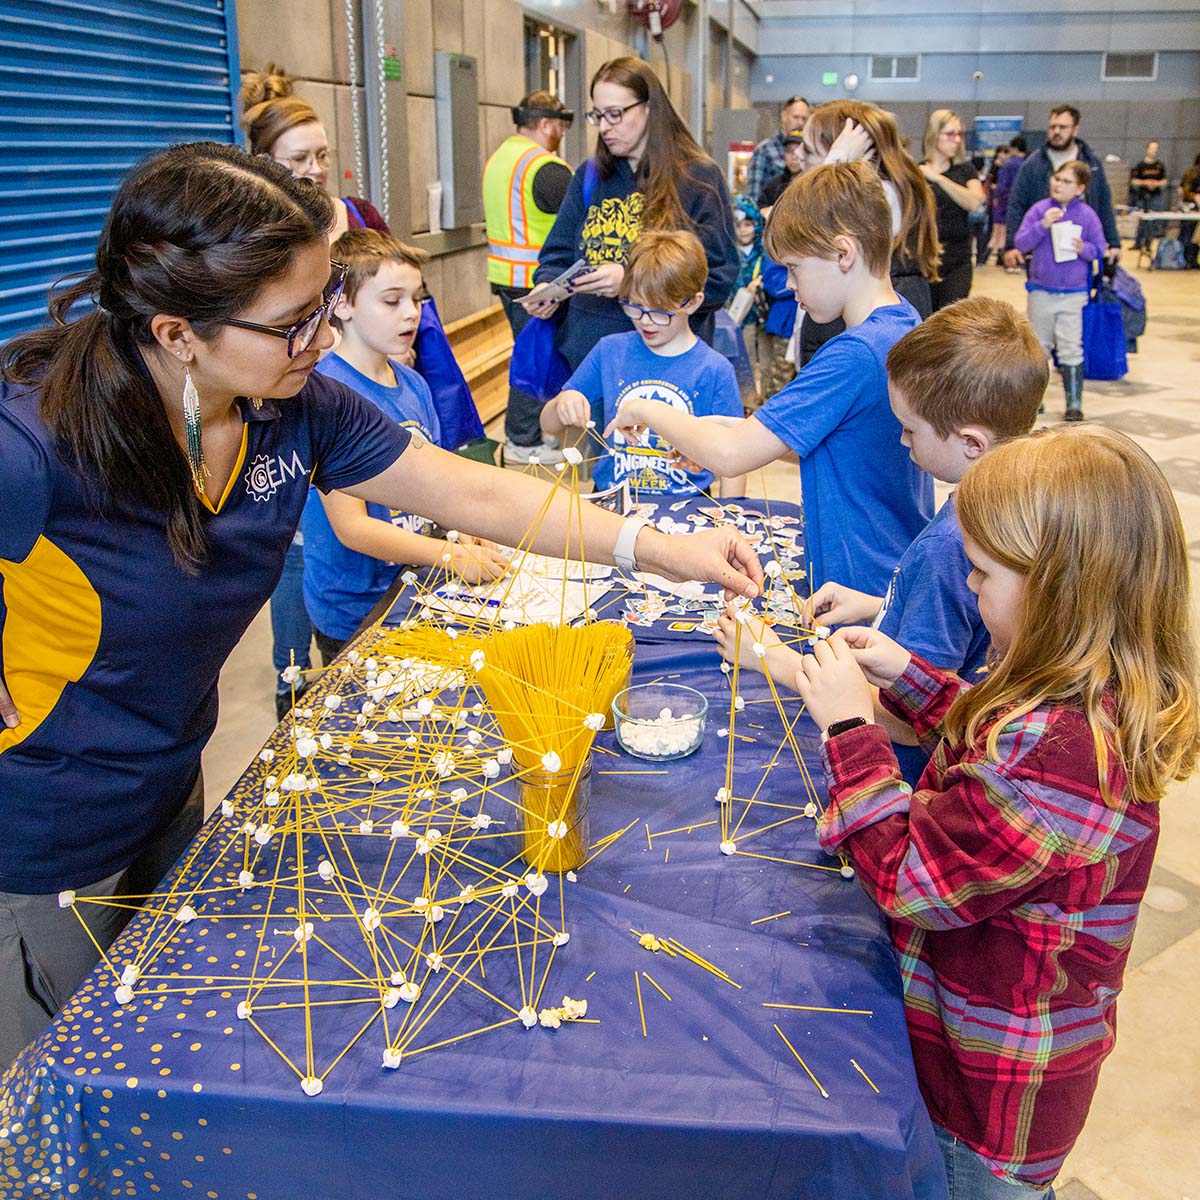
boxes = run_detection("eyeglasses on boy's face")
[585,100,646,127]
[620,300,683,327]
[218,261,347,358]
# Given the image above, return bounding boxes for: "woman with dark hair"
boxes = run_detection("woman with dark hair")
[0,142,760,1068]
[919,109,986,310]
[242,64,387,239]
[526,57,739,370]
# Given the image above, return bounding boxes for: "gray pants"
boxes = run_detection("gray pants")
[0,770,204,1070]
[1027,288,1086,367]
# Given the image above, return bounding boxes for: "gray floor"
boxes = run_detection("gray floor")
[202,262,1200,1199]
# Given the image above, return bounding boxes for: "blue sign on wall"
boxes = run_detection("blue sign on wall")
[973,116,1023,152]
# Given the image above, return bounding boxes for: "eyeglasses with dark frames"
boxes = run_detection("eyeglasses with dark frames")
[584,100,647,127]
[620,300,682,327]
[219,261,347,358]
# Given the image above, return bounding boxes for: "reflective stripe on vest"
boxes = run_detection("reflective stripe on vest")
[484,136,562,288]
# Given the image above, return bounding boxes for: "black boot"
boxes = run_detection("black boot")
[1061,363,1084,422]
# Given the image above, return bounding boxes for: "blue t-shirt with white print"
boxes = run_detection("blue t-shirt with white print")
[877,494,990,786]
[564,331,743,496]
[303,353,443,640]
[754,300,932,595]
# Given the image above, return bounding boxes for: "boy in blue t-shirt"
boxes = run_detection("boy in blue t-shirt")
[606,161,932,597]
[540,230,746,499]
[717,297,1047,784]
[303,230,508,660]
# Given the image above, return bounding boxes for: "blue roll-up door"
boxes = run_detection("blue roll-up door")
[0,0,240,344]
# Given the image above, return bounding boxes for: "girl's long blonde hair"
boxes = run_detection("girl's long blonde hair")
[805,100,941,281]
[947,425,1200,806]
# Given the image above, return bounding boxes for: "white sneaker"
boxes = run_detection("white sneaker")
[506,441,564,465]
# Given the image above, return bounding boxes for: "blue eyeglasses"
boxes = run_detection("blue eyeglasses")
[620,300,682,327]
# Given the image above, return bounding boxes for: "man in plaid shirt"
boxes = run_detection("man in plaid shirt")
[816,653,1158,1193]
[747,96,810,204]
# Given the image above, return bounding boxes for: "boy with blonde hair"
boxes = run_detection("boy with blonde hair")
[542,230,745,498]
[608,162,932,594]
[303,229,506,660]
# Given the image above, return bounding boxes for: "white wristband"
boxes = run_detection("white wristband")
[613,516,651,574]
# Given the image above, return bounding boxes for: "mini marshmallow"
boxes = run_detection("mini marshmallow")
[265,774,279,789]
[254,824,275,846]
[358,820,374,835]
[583,712,605,730]
[293,922,314,943]
[469,813,492,831]
[221,799,235,818]
[715,787,730,805]
[469,649,486,672]
[399,981,420,1003]
[238,870,255,889]
[450,787,469,802]
[58,890,76,909]
[427,953,444,972]
[525,873,549,897]
[120,965,140,987]
[367,769,383,783]
[547,820,568,840]
[324,695,342,711]
[445,529,460,543]
[803,801,818,819]
[764,560,783,578]
[416,698,434,717]
[383,988,401,1010]
[281,665,303,684]
[562,446,583,465]
[501,882,519,899]
[264,790,280,807]
[519,1006,539,1029]
[751,642,766,659]
[300,1077,323,1097]
[720,840,737,856]
[236,1001,253,1020]
[566,871,578,882]
[259,748,276,763]
[401,571,417,586]
[552,931,570,947]
[496,747,513,765]
[839,864,856,880]
[175,905,198,923]
[415,838,432,855]
[281,772,307,792]
[317,859,335,881]
[427,905,445,924]
[115,985,134,1006]
[362,907,382,932]
[362,730,379,744]
[382,1047,403,1069]
[458,886,476,904]
[482,759,500,779]
[541,751,562,773]
[734,695,746,711]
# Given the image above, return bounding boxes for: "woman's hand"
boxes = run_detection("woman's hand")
[713,604,799,684]
[808,580,883,627]
[640,527,762,601]
[445,537,509,585]
[521,296,562,320]
[823,119,877,166]
[792,634,876,734]
[569,263,625,298]
[0,678,18,730]
[834,626,911,689]
[1042,206,1064,228]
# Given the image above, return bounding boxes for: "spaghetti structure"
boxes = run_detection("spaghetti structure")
[49,432,841,1096]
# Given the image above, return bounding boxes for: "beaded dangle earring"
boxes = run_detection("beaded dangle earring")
[182,366,210,496]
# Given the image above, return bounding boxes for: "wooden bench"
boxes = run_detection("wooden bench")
[443,303,513,428]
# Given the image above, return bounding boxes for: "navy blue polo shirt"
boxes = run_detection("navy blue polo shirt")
[0,372,409,893]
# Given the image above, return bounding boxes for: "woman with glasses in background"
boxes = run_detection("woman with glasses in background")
[526,57,739,373]
[919,109,986,311]
[0,142,762,1069]
[242,64,388,240]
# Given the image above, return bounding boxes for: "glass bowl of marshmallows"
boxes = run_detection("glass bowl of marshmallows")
[612,684,707,761]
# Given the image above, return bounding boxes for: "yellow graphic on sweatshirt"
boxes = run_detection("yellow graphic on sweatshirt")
[580,192,644,265]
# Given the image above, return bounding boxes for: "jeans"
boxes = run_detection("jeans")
[935,1125,1056,1200]
[270,533,313,694]
[494,285,543,448]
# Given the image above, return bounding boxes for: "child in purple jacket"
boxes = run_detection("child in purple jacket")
[1014,160,1106,421]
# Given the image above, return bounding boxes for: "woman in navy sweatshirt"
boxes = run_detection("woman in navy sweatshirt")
[528,58,739,371]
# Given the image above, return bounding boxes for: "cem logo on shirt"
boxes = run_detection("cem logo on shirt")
[245,449,308,503]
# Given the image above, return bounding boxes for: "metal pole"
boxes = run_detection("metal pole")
[724,0,733,110]
[691,0,709,149]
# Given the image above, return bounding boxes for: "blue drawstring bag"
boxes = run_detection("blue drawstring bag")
[509,315,572,402]
[413,295,485,449]
[1082,265,1128,381]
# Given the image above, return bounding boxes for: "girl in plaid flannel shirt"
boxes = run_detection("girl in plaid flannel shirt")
[739,426,1199,1197]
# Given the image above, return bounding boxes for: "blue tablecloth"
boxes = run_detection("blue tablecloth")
[0,502,946,1200]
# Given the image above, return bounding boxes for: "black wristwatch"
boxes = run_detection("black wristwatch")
[824,716,869,740]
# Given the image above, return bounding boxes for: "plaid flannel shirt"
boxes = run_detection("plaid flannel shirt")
[816,655,1159,1189]
[747,132,787,205]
